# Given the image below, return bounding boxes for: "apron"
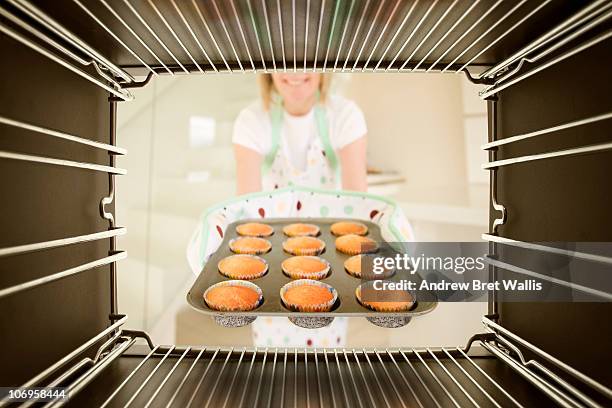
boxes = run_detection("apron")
[261,100,341,190]
[252,99,348,347]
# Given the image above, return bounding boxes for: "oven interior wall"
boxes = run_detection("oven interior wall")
[0,36,112,386]
[492,37,612,386]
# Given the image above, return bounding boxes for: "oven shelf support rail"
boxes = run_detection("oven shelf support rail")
[479,0,612,81]
[0,0,133,100]
[479,23,612,99]
[15,323,610,408]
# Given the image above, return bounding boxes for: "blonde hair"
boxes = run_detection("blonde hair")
[258,74,332,110]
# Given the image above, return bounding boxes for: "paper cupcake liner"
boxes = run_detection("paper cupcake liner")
[344,255,395,280]
[282,223,320,237]
[218,254,269,280]
[282,238,326,256]
[336,239,379,256]
[204,280,263,312]
[355,282,415,312]
[280,279,338,313]
[282,256,331,280]
[236,223,274,237]
[330,221,368,236]
[229,237,272,255]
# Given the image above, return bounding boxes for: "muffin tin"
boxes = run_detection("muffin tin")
[187,218,437,328]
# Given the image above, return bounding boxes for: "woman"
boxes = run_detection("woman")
[233,73,367,193]
[232,74,368,347]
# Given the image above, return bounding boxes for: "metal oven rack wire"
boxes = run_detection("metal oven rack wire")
[1,1,612,407]
[3,316,610,407]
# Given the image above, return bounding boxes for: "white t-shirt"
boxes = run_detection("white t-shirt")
[232,95,367,171]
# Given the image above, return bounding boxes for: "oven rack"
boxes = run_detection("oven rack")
[0,0,607,90]
[4,315,608,408]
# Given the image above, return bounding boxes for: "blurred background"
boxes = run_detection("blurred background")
[116,73,489,347]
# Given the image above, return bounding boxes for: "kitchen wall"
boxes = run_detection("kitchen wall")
[116,73,489,346]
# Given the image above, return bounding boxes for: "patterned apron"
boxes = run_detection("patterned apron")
[253,100,348,347]
[261,101,341,190]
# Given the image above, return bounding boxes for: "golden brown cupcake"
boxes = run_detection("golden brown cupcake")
[356,283,415,312]
[282,236,325,255]
[282,256,330,280]
[280,279,337,312]
[229,237,272,255]
[330,221,368,236]
[218,254,268,280]
[335,234,378,255]
[204,281,263,311]
[236,222,274,237]
[283,223,320,237]
[344,254,394,279]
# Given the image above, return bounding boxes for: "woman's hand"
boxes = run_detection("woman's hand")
[234,144,263,195]
[339,135,367,192]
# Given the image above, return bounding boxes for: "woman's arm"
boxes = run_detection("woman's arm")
[234,144,263,195]
[339,135,367,192]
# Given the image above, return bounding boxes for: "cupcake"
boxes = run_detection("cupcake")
[282,236,325,256]
[356,282,414,328]
[335,234,378,255]
[281,279,337,312]
[236,222,274,237]
[283,223,320,237]
[344,254,394,279]
[355,282,415,312]
[330,221,368,236]
[282,256,330,280]
[218,254,268,280]
[204,280,263,327]
[229,237,272,255]
[281,279,338,328]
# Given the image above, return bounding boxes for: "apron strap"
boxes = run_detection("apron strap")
[314,104,339,174]
[261,101,283,175]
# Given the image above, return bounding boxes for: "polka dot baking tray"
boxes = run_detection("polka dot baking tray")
[187,218,437,328]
